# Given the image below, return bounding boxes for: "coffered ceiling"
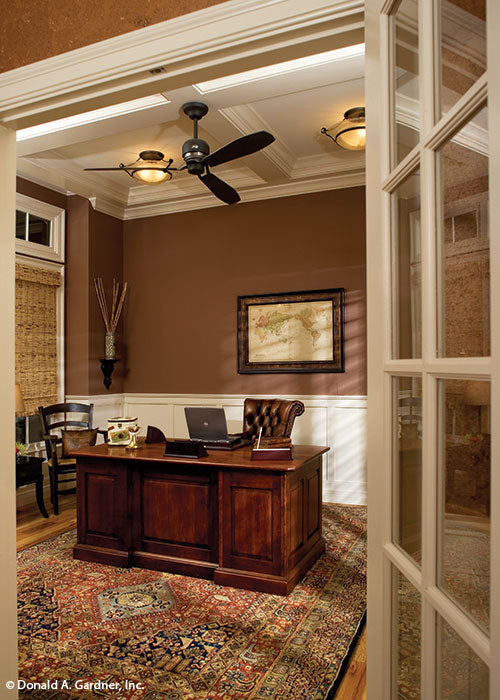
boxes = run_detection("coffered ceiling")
[16,45,365,220]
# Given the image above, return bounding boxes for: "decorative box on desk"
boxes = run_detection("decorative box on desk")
[252,436,292,461]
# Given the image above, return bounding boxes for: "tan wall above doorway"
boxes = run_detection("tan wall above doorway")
[0,0,227,73]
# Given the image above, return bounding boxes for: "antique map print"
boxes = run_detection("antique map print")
[248,300,333,362]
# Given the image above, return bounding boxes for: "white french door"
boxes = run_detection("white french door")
[366,0,500,697]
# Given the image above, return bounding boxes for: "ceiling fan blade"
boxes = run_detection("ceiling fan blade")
[198,172,240,204]
[203,131,274,168]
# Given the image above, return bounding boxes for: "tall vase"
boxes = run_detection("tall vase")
[105,332,116,360]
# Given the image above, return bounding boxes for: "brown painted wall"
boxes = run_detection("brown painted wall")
[65,196,91,395]
[65,199,125,395]
[16,177,67,210]
[88,210,124,394]
[1,0,226,73]
[123,187,366,396]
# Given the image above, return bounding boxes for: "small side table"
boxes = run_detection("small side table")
[16,456,49,519]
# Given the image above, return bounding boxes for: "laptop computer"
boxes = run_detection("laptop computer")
[184,407,251,450]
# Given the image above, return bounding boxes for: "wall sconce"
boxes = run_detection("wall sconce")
[321,107,366,151]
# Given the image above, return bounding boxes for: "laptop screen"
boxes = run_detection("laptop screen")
[184,407,230,441]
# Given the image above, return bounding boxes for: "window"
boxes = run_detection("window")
[15,193,65,263]
[15,194,65,451]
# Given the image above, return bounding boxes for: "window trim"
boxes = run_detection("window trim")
[15,193,65,263]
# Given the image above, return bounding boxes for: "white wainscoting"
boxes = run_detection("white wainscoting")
[66,393,367,505]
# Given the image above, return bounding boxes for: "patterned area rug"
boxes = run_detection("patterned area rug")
[18,504,366,700]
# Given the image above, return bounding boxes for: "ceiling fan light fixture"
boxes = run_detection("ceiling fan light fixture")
[321,106,366,151]
[129,150,172,184]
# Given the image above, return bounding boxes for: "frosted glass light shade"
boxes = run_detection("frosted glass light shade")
[130,151,171,185]
[335,107,366,151]
[131,168,170,184]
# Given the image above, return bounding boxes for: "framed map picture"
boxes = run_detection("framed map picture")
[238,289,344,373]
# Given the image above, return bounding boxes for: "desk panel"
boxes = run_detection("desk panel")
[133,465,218,564]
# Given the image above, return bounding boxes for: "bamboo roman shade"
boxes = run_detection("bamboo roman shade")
[15,263,62,415]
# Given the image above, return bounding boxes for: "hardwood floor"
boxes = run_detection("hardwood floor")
[335,627,367,699]
[16,492,76,551]
[15,493,367,699]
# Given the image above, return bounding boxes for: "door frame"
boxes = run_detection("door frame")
[365,0,500,696]
[0,0,365,693]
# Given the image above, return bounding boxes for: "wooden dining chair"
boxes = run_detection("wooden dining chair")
[38,402,103,515]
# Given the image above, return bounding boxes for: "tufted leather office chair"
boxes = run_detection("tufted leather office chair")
[242,398,305,440]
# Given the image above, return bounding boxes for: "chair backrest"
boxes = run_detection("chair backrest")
[39,402,94,456]
[242,398,305,440]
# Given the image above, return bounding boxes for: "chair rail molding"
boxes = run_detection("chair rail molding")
[66,392,367,505]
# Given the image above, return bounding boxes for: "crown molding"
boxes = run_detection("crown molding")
[18,156,364,220]
[19,148,364,220]
[123,170,365,219]
[16,172,73,197]
[89,196,127,220]
[18,153,129,204]
[0,0,363,129]
[126,166,265,206]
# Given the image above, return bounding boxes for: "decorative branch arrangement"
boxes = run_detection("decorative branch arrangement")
[94,278,128,333]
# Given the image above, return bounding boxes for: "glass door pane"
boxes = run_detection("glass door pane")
[393,376,422,563]
[392,0,420,165]
[439,0,486,117]
[437,616,489,698]
[393,568,421,698]
[438,379,490,631]
[437,105,489,357]
[392,168,422,358]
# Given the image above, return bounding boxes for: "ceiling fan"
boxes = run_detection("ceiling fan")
[83,101,275,205]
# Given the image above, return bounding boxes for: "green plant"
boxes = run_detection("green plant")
[15,441,27,456]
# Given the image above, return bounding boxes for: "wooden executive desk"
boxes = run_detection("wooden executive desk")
[72,442,329,595]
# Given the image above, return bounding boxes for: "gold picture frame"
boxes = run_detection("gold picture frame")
[238,288,344,373]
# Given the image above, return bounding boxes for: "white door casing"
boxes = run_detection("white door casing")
[366,0,499,697]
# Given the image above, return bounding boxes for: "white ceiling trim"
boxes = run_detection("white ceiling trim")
[18,154,365,220]
[88,197,127,220]
[16,172,73,198]
[291,152,365,178]
[126,166,266,205]
[219,105,296,175]
[16,94,170,142]
[122,170,365,219]
[0,0,363,129]
[193,42,364,93]
[19,153,129,203]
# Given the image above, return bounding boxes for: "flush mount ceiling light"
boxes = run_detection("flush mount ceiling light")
[84,150,175,185]
[321,107,366,151]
